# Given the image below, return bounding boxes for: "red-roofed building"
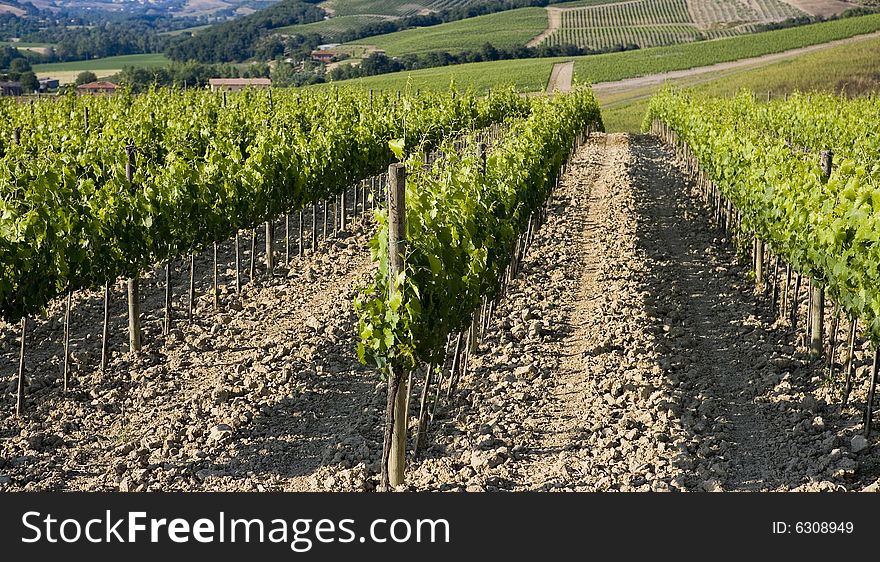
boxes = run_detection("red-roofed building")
[76,81,118,95]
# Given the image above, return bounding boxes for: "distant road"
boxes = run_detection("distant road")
[546,61,574,94]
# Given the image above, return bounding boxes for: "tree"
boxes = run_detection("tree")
[75,71,98,85]
[19,71,39,93]
[9,57,31,73]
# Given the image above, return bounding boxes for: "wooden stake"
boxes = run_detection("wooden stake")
[323,199,328,239]
[383,162,408,489]
[809,283,824,357]
[791,273,802,331]
[265,221,274,272]
[353,181,359,220]
[311,204,317,249]
[298,209,304,256]
[843,318,858,407]
[101,283,110,371]
[235,232,240,293]
[188,254,195,320]
[863,348,879,436]
[62,289,72,392]
[285,214,290,264]
[781,263,791,318]
[828,305,840,377]
[164,260,172,335]
[125,145,141,354]
[212,242,219,310]
[770,256,779,310]
[127,277,141,353]
[16,317,27,417]
[249,229,256,280]
[755,239,764,288]
[341,189,346,230]
[442,332,464,405]
[414,364,434,458]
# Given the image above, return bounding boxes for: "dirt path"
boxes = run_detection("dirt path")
[527,7,561,48]
[405,133,880,492]
[546,61,574,94]
[591,30,880,98]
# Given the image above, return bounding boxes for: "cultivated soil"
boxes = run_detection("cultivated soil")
[2,133,880,492]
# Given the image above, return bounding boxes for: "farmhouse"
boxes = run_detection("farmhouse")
[310,50,336,64]
[76,81,119,95]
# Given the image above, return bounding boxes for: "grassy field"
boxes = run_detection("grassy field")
[327,57,556,92]
[275,15,392,38]
[34,54,170,72]
[332,14,880,91]
[33,54,171,84]
[346,8,548,55]
[601,34,880,132]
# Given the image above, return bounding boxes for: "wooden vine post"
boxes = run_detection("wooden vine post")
[12,128,28,414]
[64,109,90,390]
[265,220,274,272]
[755,239,764,289]
[864,348,880,436]
[810,149,833,357]
[125,144,142,354]
[383,162,408,490]
[16,317,26,417]
[101,282,110,370]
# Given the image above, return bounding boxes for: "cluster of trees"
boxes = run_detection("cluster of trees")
[110,59,326,91]
[112,61,270,91]
[164,0,325,63]
[0,48,38,91]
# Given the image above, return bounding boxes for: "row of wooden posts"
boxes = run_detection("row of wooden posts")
[652,118,880,437]
[12,160,383,417]
[10,120,508,418]
[380,126,594,490]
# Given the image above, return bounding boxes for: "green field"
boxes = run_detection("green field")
[544,0,806,50]
[32,54,172,85]
[347,8,548,55]
[34,54,171,73]
[275,15,392,38]
[332,14,880,91]
[601,34,880,132]
[326,56,555,92]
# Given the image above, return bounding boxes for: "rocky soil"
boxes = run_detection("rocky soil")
[3,133,880,492]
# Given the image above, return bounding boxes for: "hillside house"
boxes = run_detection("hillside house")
[310,50,336,64]
[76,81,118,95]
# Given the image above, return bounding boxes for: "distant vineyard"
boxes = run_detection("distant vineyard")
[323,0,477,17]
[542,0,805,50]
